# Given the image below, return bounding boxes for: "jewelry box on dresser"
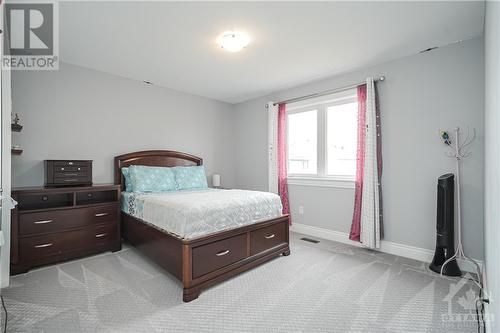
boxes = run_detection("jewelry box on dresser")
[44,160,93,187]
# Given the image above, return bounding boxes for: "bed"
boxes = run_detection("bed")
[114,150,290,302]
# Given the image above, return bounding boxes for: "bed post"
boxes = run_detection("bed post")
[182,243,199,302]
[283,217,291,256]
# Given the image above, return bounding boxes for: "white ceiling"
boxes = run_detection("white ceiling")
[60,1,485,104]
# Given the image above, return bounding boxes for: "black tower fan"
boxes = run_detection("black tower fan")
[429,173,462,276]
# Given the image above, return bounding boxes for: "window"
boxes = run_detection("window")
[287,110,317,174]
[286,89,358,181]
[326,102,358,176]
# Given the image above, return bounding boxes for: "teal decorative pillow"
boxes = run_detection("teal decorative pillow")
[129,165,177,192]
[172,166,208,190]
[121,167,134,192]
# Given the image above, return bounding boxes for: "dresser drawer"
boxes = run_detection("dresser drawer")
[87,204,118,223]
[250,222,287,255]
[91,223,119,245]
[19,223,118,261]
[53,166,83,172]
[20,209,85,235]
[52,161,89,167]
[192,234,247,279]
[19,204,118,236]
[20,229,91,260]
[52,177,90,185]
[54,171,88,178]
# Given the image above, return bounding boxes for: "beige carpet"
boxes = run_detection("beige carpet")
[1,232,479,332]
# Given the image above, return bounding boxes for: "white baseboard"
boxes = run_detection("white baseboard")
[290,223,483,274]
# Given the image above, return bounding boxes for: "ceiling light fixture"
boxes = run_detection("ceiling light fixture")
[217,31,250,53]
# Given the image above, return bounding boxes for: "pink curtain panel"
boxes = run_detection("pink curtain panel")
[277,103,291,222]
[349,84,367,241]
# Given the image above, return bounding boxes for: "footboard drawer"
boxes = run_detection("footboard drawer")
[192,233,247,279]
[250,222,287,255]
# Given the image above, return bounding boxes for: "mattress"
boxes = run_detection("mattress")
[121,189,283,240]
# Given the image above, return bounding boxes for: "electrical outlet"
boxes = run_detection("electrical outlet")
[298,206,304,215]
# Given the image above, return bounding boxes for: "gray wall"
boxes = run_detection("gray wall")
[234,37,485,259]
[11,38,485,262]
[484,1,499,330]
[11,62,236,188]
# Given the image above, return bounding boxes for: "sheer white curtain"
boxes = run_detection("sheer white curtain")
[360,78,381,249]
[267,102,279,194]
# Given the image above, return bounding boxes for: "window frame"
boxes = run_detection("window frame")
[286,89,358,185]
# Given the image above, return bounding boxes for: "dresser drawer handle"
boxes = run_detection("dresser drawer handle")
[63,179,78,182]
[95,233,107,238]
[64,173,78,176]
[215,250,230,257]
[34,219,53,224]
[265,234,275,239]
[94,212,109,217]
[34,243,53,248]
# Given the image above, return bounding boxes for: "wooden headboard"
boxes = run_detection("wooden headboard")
[114,150,203,191]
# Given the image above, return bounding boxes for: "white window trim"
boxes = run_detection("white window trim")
[286,89,357,185]
[287,176,355,189]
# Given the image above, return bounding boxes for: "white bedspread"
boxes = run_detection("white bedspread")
[121,189,283,240]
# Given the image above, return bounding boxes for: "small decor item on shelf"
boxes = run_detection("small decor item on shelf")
[11,145,23,155]
[12,113,20,125]
[10,113,23,132]
[11,113,22,132]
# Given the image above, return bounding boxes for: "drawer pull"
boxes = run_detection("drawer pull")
[34,219,53,224]
[94,212,109,217]
[95,233,107,238]
[215,250,230,257]
[64,173,78,176]
[63,179,78,182]
[34,243,53,248]
[265,234,275,239]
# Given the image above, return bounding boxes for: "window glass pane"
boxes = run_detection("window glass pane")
[287,110,317,174]
[326,102,358,176]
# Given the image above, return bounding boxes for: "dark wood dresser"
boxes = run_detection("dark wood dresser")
[10,185,121,274]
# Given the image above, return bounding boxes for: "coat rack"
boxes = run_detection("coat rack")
[440,127,482,283]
